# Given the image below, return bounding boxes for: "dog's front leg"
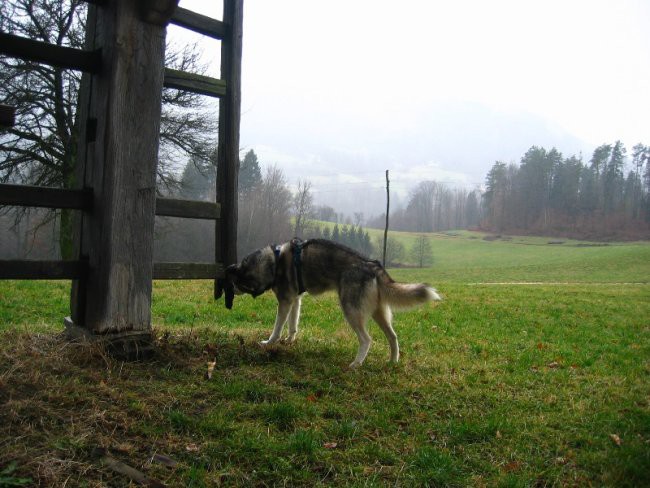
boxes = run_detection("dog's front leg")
[260,300,292,345]
[285,296,302,343]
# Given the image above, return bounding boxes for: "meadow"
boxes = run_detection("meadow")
[0,232,649,486]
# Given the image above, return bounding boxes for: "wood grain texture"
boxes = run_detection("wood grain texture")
[163,68,226,98]
[215,0,244,298]
[170,6,226,39]
[0,32,101,73]
[71,1,167,334]
[0,183,92,210]
[155,197,221,219]
[0,260,86,280]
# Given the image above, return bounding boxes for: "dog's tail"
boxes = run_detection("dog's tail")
[378,280,442,309]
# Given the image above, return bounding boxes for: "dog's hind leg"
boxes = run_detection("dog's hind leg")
[261,300,292,345]
[286,296,302,343]
[372,305,399,363]
[340,303,372,369]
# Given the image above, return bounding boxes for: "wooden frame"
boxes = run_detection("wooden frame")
[0,0,243,354]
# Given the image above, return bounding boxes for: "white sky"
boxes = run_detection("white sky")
[175,0,650,214]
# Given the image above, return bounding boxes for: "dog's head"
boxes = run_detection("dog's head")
[225,246,277,298]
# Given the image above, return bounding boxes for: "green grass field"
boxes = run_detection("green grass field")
[1,232,649,486]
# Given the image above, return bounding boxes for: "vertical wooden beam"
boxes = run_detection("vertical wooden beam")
[69,0,177,358]
[215,0,243,298]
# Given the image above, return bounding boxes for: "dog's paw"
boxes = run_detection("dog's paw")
[348,361,362,370]
[259,339,276,347]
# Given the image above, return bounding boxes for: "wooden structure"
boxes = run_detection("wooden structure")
[0,0,242,358]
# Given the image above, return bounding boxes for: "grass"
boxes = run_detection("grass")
[0,232,649,486]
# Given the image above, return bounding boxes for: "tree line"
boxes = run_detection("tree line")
[367,183,481,233]
[154,149,379,262]
[363,142,650,241]
[482,142,650,239]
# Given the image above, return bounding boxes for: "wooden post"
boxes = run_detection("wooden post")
[383,170,390,267]
[68,0,178,359]
[215,0,243,298]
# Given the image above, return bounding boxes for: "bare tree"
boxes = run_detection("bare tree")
[375,235,404,266]
[0,0,217,257]
[409,234,433,268]
[293,179,313,237]
[237,165,293,255]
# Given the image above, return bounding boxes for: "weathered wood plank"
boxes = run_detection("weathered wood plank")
[0,183,92,210]
[139,0,179,26]
[153,262,224,280]
[0,260,86,280]
[70,0,167,335]
[155,197,220,220]
[215,0,243,299]
[163,68,226,98]
[170,7,226,40]
[0,32,101,73]
[0,104,16,128]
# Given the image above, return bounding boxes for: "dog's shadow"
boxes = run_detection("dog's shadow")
[155,329,404,378]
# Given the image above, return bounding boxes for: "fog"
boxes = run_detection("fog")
[176,0,649,218]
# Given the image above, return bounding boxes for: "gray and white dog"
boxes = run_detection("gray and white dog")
[225,238,441,368]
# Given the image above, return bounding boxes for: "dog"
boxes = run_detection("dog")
[225,238,442,368]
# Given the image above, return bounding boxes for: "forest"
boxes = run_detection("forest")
[481,142,650,239]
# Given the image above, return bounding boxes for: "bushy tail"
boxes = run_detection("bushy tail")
[379,281,442,309]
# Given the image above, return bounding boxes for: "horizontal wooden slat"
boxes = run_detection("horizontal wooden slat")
[163,68,226,98]
[0,184,92,210]
[155,197,220,220]
[0,261,223,280]
[153,262,224,280]
[0,104,16,128]
[170,7,226,40]
[0,33,102,73]
[0,260,86,279]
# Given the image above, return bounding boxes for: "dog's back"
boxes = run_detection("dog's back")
[300,239,441,307]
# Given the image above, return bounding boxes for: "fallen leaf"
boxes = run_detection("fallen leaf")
[206,360,216,380]
[504,460,521,472]
[548,361,560,369]
[186,443,200,452]
[496,430,502,439]
[114,442,135,454]
[323,442,338,449]
[610,434,622,446]
[536,342,544,350]
[306,394,317,403]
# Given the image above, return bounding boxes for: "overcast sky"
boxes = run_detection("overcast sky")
[175,0,650,215]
